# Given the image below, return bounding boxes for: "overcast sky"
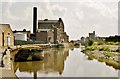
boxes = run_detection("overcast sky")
[0,0,119,40]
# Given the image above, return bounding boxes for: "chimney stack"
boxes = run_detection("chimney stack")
[33,7,37,34]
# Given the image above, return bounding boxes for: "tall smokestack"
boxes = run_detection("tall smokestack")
[33,7,37,34]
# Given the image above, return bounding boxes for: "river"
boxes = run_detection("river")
[12,48,118,78]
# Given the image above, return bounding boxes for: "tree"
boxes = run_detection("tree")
[85,38,94,46]
[88,38,94,46]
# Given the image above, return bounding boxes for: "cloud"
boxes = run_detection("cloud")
[2,2,32,21]
[72,8,84,21]
[84,0,118,19]
[1,0,119,2]
[1,1,118,40]
[36,2,67,20]
[1,0,16,2]
[51,4,67,17]
[2,2,20,22]
[21,7,32,21]
[63,1,118,39]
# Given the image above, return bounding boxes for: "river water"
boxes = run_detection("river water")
[12,48,118,78]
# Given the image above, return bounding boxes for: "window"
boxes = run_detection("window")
[2,32,4,46]
[8,33,10,35]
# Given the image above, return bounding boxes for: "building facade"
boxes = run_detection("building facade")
[36,18,69,44]
[13,29,31,41]
[0,24,14,47]
[89,31,96,40]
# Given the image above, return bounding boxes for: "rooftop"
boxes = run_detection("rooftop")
[38,18,62,24]
[13,29,30,33]
[0,24,13,33]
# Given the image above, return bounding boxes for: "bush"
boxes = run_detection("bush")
[83,38,94,47]
[98,42,104,45]
[88,39,94,46]
[93,42,98,45]
[85,46,95,51]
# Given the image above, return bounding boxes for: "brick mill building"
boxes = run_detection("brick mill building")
[0,24,14,47]
[32,7,69,44]
[36,18,69,44]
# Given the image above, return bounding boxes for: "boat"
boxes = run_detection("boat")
[14,48,44,62]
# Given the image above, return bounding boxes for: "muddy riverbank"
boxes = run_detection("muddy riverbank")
[82,42,120,70]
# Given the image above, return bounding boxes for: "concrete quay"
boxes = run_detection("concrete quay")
[0,47,18,78]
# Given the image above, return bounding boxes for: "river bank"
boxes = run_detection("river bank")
[0,48,18,78]
[82,42,120,70]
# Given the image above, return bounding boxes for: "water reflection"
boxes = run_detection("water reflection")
[12,48,118,77]
[12,48,69,77]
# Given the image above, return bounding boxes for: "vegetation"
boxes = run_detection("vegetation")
[105,35,120,42]
[88,39,94,46]
[85,46,96,51]
[105,42,120,45]
[97,41,104,45]
[92,41,120,45]
[83,38,94,47]
[104,52,116,57]
[99,47,110,51]
[82,41,120,70]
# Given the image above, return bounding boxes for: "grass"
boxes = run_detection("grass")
[85,45,98,51]
[82,41,120,70]
[104,52,116,57]
[105,42,120,45]
[98,57,120,69]
[99,47,110,51]
[93,42,120,45]
[105,60,120,69]
[87,54,94,60]
[86,53,120,70]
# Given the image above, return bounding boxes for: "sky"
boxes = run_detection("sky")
[0,0,119,40]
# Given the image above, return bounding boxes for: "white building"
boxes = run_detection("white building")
[13,30,30,41]
[14,32,27,41]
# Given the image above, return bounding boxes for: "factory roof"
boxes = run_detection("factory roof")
[38,18,63,24]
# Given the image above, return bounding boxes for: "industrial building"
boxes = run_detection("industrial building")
[13,29,30,41]
[32,7,69,44]
[89,31,96,40]
[36,18,69,44]
[0,24,14,47]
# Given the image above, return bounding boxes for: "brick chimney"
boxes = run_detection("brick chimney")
[33,7,37,34]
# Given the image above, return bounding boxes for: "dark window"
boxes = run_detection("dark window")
[2,32,4,46]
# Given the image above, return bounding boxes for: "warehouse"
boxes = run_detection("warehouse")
[0,24,14,47]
